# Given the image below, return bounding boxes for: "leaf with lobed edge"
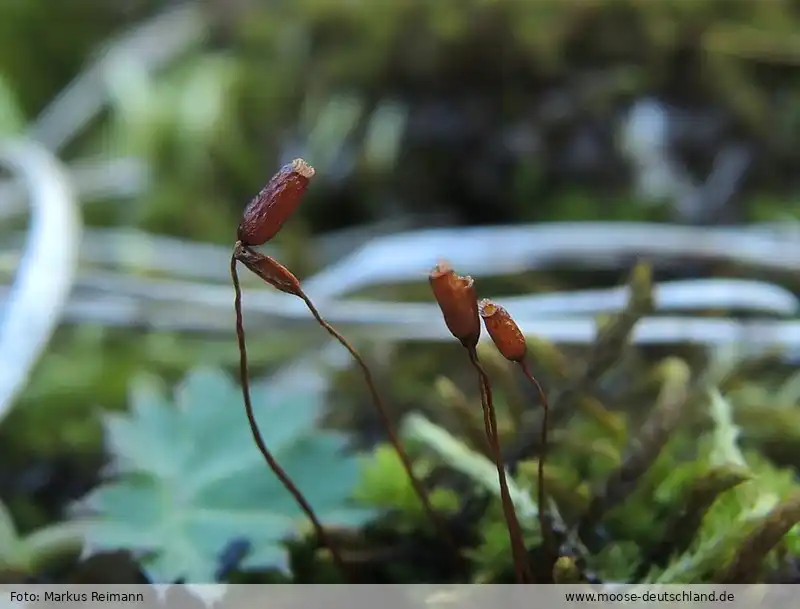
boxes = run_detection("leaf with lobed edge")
[73,366,377,583]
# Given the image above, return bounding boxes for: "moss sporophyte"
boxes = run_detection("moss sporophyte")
[230,160,562,583]
[231,160,460,582]
[217,159,800,584]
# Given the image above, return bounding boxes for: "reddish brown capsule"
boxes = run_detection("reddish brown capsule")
[234,242,302,296]
[479,299,526,362]
[429,261,481,349]
[237,158,315,246]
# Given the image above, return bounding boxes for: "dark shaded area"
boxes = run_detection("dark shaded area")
[2,0,800,587]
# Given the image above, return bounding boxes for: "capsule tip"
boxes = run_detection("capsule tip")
[291,158,315,179]
[478,298,498,318]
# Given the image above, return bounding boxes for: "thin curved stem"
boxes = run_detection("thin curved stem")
[231,255,353,582]
[297,289,460,560]
[466,347,531,583]
[519,359,556,561]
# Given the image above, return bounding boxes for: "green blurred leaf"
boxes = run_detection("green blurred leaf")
[0,72,25,135]
[353,443,458,533]
[302,94,363,170]
[75,367,376,583]
[363,101,406,172]
[0,498,83,574]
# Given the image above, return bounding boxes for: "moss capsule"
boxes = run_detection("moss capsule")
[429,261,481,349]
[237,158,315,246]
[479,299,526,362]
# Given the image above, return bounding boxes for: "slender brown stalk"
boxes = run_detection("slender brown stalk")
[230,255,354,583]
[466,347,531,583]
[519,359,555,560]
[297,289,460,559]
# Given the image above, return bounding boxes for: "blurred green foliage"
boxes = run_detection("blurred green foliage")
[2,0,800,584]
[77,367,376,583]
[353,444,460,534]
[3,0,800,238]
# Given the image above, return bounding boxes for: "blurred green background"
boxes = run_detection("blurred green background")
[2,0,800,584]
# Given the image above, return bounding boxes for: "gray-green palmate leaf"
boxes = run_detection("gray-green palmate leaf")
[73,367,376,583]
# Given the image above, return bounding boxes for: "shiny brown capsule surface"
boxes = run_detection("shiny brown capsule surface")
[237,158,315,246]
[234,242,302,296]
[479,299,526,362]
[429,261,481,349]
